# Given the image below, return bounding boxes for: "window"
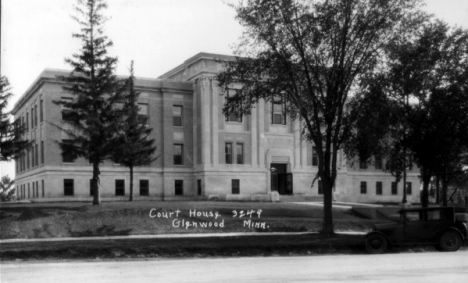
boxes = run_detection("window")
[32,182,35,198]
[31,107,34,128]
[236,143,244,164]
[225,89,242,122]
[391,182,397,195]
[173,144,183,165]
[197,179,202,196]
[40,99,43,122]
[62,139,75,163]
[173,105,183,126]
[385,160,391,171]
[318,180,323,194]
[359,157,367,169]
[175,180,183,195]
[406,182,412,195]
[115,179,125,196]
[31,146,35,167]
[225,143,232,164]
[64,179,74,196]
[271,97,286,125]
[138,103,148,125]
[34,105,38,127]
[375,155,382,170]
[406,212,420,222]
[26,112,29,131]
[41,141,44,164]
[360,181,367,194]
[427,211,441,221]
[312,146,318,166]
[376,182,383,195]
[27,148,30,169]
[407,155,413,170]
[35,144,38,166]
[36,181,38,198]
[28,183,30,198]
[61,97,73,121]
[140,180,149,196]
[42,180,44,197]
[232,179,240,194]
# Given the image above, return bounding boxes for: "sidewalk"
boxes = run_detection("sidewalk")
[0,231,367,244]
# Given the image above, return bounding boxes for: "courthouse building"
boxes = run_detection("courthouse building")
[11,52,421,203]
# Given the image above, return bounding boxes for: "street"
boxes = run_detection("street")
[1,251,467,283]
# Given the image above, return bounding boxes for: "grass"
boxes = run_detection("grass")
[0,201,373,239]
[1,201,467,260]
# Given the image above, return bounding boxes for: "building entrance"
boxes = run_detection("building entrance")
[271,163,293,195]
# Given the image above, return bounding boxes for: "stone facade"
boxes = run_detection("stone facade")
[11,53,421,203]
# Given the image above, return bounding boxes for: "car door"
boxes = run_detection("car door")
[404,210,443,243]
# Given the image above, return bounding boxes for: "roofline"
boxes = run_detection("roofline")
[11,69,193,115]
[11,69,70,114]
[158,52,237,80]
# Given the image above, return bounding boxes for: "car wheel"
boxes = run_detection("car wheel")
[365,234,388,254]
[438,230,462,252]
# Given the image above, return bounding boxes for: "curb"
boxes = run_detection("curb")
[0,231,367,244]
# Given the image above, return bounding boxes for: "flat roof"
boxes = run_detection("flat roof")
[11,69,192,114]
[158,52,236,80]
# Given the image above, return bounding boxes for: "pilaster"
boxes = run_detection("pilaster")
[210,78,219,167]
[199,77,212,166]
[257,99,265,169]
[250,103,258,167]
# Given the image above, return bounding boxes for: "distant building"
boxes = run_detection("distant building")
[11,52,421,203]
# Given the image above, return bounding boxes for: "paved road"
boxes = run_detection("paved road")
[1,252,467,283]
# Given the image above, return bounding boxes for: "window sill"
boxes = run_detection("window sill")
[270,123,287,126]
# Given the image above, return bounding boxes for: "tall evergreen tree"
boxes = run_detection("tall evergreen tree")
[0,175,15,202]
[1,76,30,161]
[57,0,125,205]
[114,62,156,201]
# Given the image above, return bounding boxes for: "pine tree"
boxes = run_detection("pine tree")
[114,62,157,201]
[0,175,16,202]
[58,0,125,205]
[1,76,30,161]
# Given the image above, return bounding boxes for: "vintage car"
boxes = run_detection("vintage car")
[365,206,468,254]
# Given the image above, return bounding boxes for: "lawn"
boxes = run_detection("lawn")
[0,201,373,239]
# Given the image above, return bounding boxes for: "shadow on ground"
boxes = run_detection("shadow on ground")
[70,225,133,237]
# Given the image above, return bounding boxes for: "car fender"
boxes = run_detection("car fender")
[366,231,392,244]
[437,227,466,243]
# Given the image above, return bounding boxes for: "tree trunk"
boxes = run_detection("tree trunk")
[442,172,448,207]
[92,162,101,205]
[129,165,134,201]
[402,146,407,204]
[421,172,431,208]
[321,177,334,237]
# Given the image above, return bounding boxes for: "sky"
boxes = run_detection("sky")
[1,0,467,178]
